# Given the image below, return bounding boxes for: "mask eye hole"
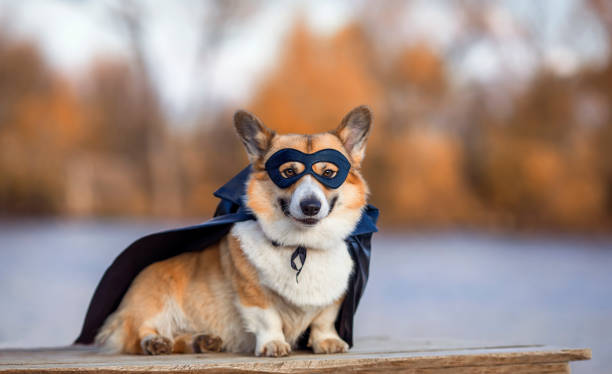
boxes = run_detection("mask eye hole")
[313,162,338,179]
[279,162,305,178]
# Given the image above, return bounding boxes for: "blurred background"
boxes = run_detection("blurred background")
[0,0,611,373]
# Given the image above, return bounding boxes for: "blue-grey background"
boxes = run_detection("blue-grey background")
[0,221,609,373]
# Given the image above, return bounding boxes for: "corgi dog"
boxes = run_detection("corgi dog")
[95,106,373,356]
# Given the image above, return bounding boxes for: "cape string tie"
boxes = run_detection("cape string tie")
[270,240,307,283]
[290,246,307,283]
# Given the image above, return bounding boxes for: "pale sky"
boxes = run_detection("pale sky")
[0,0,608,122]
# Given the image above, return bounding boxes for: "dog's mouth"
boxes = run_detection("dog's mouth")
[278,198,320,226]
[295,217,319,225]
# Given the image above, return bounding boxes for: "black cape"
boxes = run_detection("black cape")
[75,166,378,348]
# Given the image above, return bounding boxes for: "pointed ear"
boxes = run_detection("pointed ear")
[334,105,372,166]
[234,110,275,162]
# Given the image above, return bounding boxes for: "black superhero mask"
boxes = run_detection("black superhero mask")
[264,148,351,189]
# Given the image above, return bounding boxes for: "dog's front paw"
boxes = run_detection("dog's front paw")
[311,337,348,354]
[256,340,291,357]
[141,335,173,355]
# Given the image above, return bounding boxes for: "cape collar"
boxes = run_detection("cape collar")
[213,165,378,236]
[213,165,253,205]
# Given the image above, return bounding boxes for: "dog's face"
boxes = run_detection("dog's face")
[234,106,372,250]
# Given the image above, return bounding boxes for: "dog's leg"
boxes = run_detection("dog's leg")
[238,304,291,357]
[307,301,348,354]
[225,235,290,356]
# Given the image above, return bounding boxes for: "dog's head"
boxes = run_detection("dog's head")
[234,106,372,249]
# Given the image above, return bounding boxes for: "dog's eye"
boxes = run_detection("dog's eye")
[279,162,305,178]
[282,168,296,178]
[322,169,336,178]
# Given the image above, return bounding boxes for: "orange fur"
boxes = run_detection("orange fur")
[224,235,269,308]
[172,334,194,354]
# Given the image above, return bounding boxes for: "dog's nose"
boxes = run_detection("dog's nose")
[300,196,321,216]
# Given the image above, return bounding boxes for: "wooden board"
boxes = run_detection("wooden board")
[0,338,590,373]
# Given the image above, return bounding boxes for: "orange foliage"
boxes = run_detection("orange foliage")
[393,43,446,95]
[251,21,384,133]
[0,38,85,214]
[1,17,612,232]
[382,129,480,226]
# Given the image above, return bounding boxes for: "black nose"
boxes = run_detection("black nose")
[300,196,321,216]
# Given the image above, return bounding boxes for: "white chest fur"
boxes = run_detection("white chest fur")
[231,221,354,308]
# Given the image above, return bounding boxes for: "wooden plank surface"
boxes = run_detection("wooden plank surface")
[0,338,590,373]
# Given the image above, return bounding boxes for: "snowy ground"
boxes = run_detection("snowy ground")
[0,220,610,373]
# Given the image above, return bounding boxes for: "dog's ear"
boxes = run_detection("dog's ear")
[335,105,372,166]
[234,110,275,162]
